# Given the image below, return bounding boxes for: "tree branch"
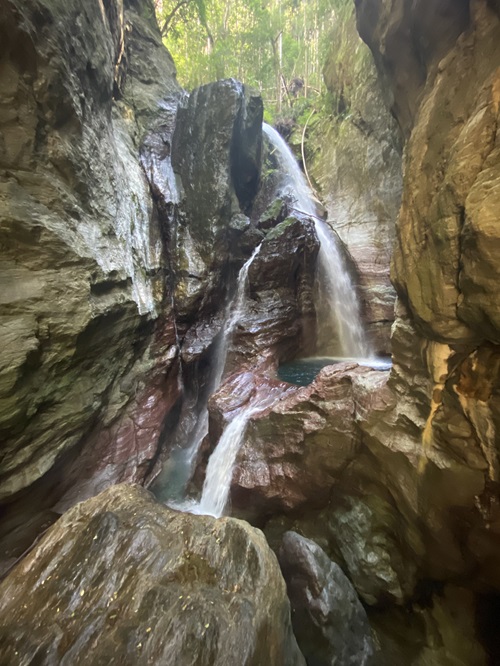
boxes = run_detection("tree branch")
[161,0,191,35]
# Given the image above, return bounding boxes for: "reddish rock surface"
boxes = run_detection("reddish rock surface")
[206,363,387,520]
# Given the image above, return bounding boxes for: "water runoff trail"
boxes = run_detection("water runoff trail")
[167,124,379,518]
[164,244,262,514]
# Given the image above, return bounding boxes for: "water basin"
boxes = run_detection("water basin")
[277,356,392,387]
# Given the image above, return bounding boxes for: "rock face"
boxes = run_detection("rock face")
[171,78,263,324]
[355,0,471,138]
[228,364,369,519]
[0,0,182,503]
[308,8,401,354]
[0,484,305,665]
[391,6,500,344]
[228,214,319,371]
[351,0,500,590]
[278,531,376,666]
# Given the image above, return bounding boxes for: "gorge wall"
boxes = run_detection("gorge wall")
[0,0,183,514]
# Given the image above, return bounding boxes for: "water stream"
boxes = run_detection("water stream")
[262,123,370,358]
[162,244,262,506]
[197,388,279,517]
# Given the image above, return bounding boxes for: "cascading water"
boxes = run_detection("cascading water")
[262,123,370,358]
[179,242,262,480]
[187,127,373,518]
[161,124,376,519]
[197,388,279,517]
[161,244,262,507]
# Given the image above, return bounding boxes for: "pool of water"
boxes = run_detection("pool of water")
[277,356,392,387]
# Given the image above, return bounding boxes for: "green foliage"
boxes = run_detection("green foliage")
[155,0,351,117]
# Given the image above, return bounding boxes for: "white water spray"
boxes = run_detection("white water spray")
[262,123,369,358]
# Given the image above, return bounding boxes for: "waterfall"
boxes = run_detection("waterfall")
[162,124,372,518]
[181,242,262,477]
[162,243,262,505]
[262,123,369,358]
[212,243,262,390]
[197,388,278,517]
[187,126,371,518]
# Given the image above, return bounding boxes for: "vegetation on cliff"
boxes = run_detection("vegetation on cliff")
[154,0,351,123]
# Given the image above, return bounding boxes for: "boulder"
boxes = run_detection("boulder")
[227,364,375,519]
[279,531,376,666]
[0,484,305,666]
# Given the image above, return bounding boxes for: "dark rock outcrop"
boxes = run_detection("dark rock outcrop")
[227,215,319,372]
[278,531,376,666]
[0,484,305,665]
[171,78,263,323]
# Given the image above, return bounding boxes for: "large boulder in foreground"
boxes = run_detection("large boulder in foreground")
[0,484,304,666]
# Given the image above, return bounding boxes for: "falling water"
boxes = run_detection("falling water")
[197,388,279,517]
[262,123,369,358]
[162,244,262,505]
[162,125,372,517]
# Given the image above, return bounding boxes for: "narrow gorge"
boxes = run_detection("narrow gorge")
[0,0,500,664]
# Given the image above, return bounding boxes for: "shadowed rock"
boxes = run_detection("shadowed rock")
[279,531,376,666]
[0,0,181,505]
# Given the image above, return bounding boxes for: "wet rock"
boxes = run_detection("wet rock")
[228,364,375,519]
[208,371,297,445]
[0,0,182,502]
[171,78,263,319]
[227,215,319,371]
[256,198,289,231]
[326,494,418,606]
[0,484,305,666]
[278,531,376,666]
